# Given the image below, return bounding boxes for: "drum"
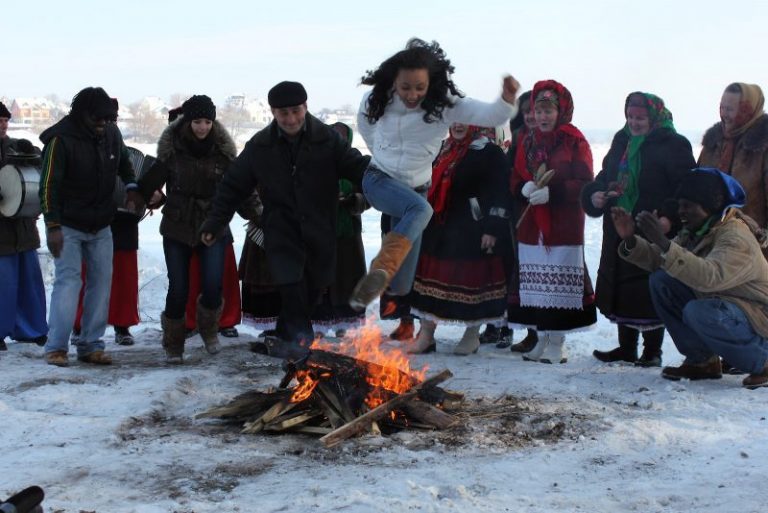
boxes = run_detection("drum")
[0,163,41,218]
[114,146,150,218]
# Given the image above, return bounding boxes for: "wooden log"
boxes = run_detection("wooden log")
[319,369,453,447]
[439,391,465,411]
[294,426,334,435]
[316,381,356,423]
[400,400,459,429]
[196,389,292,420]
[265,410,323,431]
[242,398,297,434]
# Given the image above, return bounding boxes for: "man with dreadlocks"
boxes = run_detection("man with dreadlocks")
[38,87,143,367]
[612,167,768,389]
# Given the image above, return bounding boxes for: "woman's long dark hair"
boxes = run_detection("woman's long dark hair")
[509,90,532,132]
[361,38,464,124]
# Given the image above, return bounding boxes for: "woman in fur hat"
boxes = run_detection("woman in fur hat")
[138,95,238,363]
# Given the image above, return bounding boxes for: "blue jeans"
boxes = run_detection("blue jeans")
[0,250,48,340]
[649,270,768,373]
[362,166,433,296]
[46,226,113,356]
[163,237,226,319]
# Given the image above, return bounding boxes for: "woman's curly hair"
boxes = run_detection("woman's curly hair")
[361,38,464,124]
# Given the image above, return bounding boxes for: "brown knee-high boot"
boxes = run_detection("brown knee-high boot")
[349,232,412,310]
[196,296,223,355]
[161,312,186,364]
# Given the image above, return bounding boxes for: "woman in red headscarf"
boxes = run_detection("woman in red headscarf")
[408,124,511,355]
[508,80,596,364]
[699,83,768,240]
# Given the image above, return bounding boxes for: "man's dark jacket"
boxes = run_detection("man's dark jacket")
[39,116,135,232]
[202,113,370,286]
[0,137,41,254]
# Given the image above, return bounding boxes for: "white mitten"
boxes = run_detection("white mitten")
[521,181,539,198]
[528,186,550,205]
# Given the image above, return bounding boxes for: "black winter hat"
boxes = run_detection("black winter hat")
[268,81,307,108]
[182,95,216,121]
[0,101,10,119]
[676,167,746,216]
[70,87,114,119]
[167,106,183,124]
[676,171,728,215]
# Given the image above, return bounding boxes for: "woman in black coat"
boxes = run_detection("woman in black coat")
[409,124,511,355]
[581,92,696,366]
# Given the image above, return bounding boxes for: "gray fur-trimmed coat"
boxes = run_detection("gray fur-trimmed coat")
[139,117,238,246]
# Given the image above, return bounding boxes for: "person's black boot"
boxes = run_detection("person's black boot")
[594,346,638,363]
[634,327,663,367]
[479,324,500,344]
[495,327,513,348]
[510,329,538,353]
[594,325,638,363]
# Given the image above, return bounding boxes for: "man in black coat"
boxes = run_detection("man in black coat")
[0,102,48,350]
[201,81,369,354]
[38,87,143,367]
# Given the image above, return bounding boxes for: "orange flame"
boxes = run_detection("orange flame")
[311,317,428,408]
[290,369,319,403]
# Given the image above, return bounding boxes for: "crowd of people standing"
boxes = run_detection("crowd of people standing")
[1,38,768,390]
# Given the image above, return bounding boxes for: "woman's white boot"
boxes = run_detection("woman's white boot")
[522,331,549,362]
[540,333,567,364]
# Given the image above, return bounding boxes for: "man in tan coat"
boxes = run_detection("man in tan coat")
[612,167,768,389]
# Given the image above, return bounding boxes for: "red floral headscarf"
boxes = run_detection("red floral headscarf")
[514,80,586,243]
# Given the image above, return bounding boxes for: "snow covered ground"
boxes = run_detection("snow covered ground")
[1,136,766,513]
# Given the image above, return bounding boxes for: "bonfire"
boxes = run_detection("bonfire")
[198,320,462,447]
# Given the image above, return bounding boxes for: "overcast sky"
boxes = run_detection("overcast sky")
[4,0,767,130]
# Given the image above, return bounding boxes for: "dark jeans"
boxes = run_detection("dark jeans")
[276,278,321,345]
[649,270,768,373]
[163,237,226,319]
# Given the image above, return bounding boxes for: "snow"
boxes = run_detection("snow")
[2,138,767,513]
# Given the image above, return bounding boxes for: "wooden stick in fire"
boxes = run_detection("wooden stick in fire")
[515,165,556,230]
[319,369,453,447]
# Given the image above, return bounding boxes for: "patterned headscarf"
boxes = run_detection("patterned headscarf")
[429,125,496,222]
[514,80,586,243]
[616,92,676,212]
[719,83,766,170]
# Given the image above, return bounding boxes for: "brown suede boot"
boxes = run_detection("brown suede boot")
[196,296,223,355]
[161,312,186,364]
[349,232,412,311]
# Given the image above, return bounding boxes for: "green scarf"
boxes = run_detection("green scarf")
[617,93,676,212]
[336,179,355,238]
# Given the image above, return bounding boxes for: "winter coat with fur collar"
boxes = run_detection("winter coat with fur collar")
[699,115,768,230]
[138,117,237,246]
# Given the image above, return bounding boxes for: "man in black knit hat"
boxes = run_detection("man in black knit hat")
[613,167,768,388]
[38,87,143,367]
[201,81,370,358]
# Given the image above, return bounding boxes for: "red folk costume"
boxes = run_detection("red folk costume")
[410,126,510,325]
[508,80,596,331]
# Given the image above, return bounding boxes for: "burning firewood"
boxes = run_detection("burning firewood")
[198,323,463,445]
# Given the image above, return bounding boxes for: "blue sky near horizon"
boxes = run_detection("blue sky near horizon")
[4,0,767,130]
